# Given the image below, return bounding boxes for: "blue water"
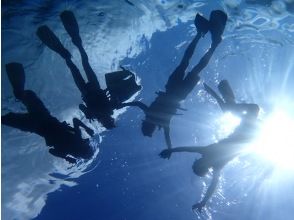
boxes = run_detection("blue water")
[2,0,294,220]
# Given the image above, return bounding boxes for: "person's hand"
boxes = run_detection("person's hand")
[65,156,77,164]
[192,202,205,213]
[159,149,172,159]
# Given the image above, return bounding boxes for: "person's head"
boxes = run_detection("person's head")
[141,120,156,137]
[192,158,210,177]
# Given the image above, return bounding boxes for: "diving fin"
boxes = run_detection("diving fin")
[218,80,235,104]
[209,10,227,45]
[60,10,82,46]
[194,13,209,37]
[5,63,25,99]
[36,25,71,59]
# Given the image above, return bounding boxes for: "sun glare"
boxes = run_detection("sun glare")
[252,109,294,169]
[216,112,241,138]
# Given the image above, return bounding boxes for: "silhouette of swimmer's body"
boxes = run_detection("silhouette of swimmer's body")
[118,11,227,149]
[2,63,94,163]
[160,80,260,212]
[36,10,141,129]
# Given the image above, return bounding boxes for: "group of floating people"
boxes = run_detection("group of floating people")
[2,10,261,212]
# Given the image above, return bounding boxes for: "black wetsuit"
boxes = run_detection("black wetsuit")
[2,90,93,161]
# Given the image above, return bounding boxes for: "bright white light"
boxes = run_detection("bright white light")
[216,112,241,139]
[252,109,294,169]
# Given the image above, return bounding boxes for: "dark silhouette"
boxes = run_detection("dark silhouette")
[160,80,260,212]
[118,11,227,149]
[2,63,95,163]
[36,10,141,129]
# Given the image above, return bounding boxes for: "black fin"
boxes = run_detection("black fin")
[37,25,71,59]
[218,80,235,104]
[209,10,228,44]
[194,14,209,37]
[60,10,82,46]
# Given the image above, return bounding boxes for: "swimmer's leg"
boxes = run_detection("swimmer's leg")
[183,10,227,85]
[5,63,51,116]
[60,10,101,89]
[36,25,87,94]
[37,25,71,60]
[183,41,218,89]
[165,33,201,92]
[2,113,34,132]
[5,63,25,99]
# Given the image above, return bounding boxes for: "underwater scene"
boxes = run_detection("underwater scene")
[1,0,294,219]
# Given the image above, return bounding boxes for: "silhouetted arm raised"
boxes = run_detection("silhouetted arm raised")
[49,148,76,163]
[159,146,206,159]
[79,104,93,121]
[73,118,94,137]
[118,101,148,113]
[192,170,221,212]
[164,126,172,150]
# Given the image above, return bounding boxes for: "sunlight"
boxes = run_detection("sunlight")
[216,112,241,139]
[252,108,294,169]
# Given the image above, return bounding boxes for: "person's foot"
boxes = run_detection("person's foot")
[209,10,227,45]
[194,13,209,37]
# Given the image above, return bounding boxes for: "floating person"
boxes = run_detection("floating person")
[36,10,141,129]
[117,10,227,150]
[2,63,95,164]
[160,80,260,212]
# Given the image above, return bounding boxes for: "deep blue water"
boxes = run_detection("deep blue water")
[2,1,294,220]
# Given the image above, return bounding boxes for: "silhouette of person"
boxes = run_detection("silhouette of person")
[160,80,260,212]
[117,11,227,149]
[2,63,95,163]
[36,10,141,129]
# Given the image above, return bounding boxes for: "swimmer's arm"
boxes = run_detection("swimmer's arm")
[193,170,221,212]
[79,104,92,120]
[73,118,94,137]
[171,146,206,154]
[159,146,206,159]
[49,148,76,163]
[119,101,148,113]
[163,126,172,150]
